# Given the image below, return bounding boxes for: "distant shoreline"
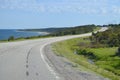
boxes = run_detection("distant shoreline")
[0,29,49,41]
[16,30,50,35]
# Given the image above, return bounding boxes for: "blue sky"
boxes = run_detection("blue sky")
[0,0,120,29]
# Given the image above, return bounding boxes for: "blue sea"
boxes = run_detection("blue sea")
[0,29,45,40]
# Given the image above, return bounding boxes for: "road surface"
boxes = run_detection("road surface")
[0,27,108,80]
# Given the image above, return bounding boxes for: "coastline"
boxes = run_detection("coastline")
[16,30,50,35]
[0,29,50,41]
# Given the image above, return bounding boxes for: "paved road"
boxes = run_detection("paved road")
[0,27,108,80]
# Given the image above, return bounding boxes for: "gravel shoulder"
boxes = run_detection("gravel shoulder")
[43,44,110,80]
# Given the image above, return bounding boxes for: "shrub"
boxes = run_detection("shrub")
[8,36,14,41]
[76,49,96,59]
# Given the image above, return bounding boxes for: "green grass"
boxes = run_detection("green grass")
[52,37,120,80]
[89,47,117,59]
[89,48,120,76]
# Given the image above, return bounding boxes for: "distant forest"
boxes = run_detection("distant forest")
[19,24,98,36]
[5,24,120,42]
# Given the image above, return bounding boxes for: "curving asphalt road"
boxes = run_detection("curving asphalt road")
[0,27,108,80]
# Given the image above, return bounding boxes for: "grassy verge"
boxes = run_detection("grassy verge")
[52,37,120,80]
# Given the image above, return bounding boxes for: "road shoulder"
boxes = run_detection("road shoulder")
[43,44,109,80]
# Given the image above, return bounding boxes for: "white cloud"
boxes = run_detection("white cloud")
[0,0,120,15]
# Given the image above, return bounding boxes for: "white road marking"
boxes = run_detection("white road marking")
[40,43,60,80]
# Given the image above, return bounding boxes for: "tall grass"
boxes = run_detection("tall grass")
[52,37,120,80]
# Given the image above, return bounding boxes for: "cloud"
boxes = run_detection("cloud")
[0,0,120,15]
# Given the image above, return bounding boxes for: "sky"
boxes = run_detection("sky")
[0,0,120,29]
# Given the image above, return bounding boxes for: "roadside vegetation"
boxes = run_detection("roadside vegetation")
[52,24,120,80]
[0,35,52,42]
[0,24,99,42]
[50,25,98,36]
[19,24,98,35]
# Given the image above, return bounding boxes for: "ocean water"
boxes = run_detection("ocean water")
[0,29,44,40]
